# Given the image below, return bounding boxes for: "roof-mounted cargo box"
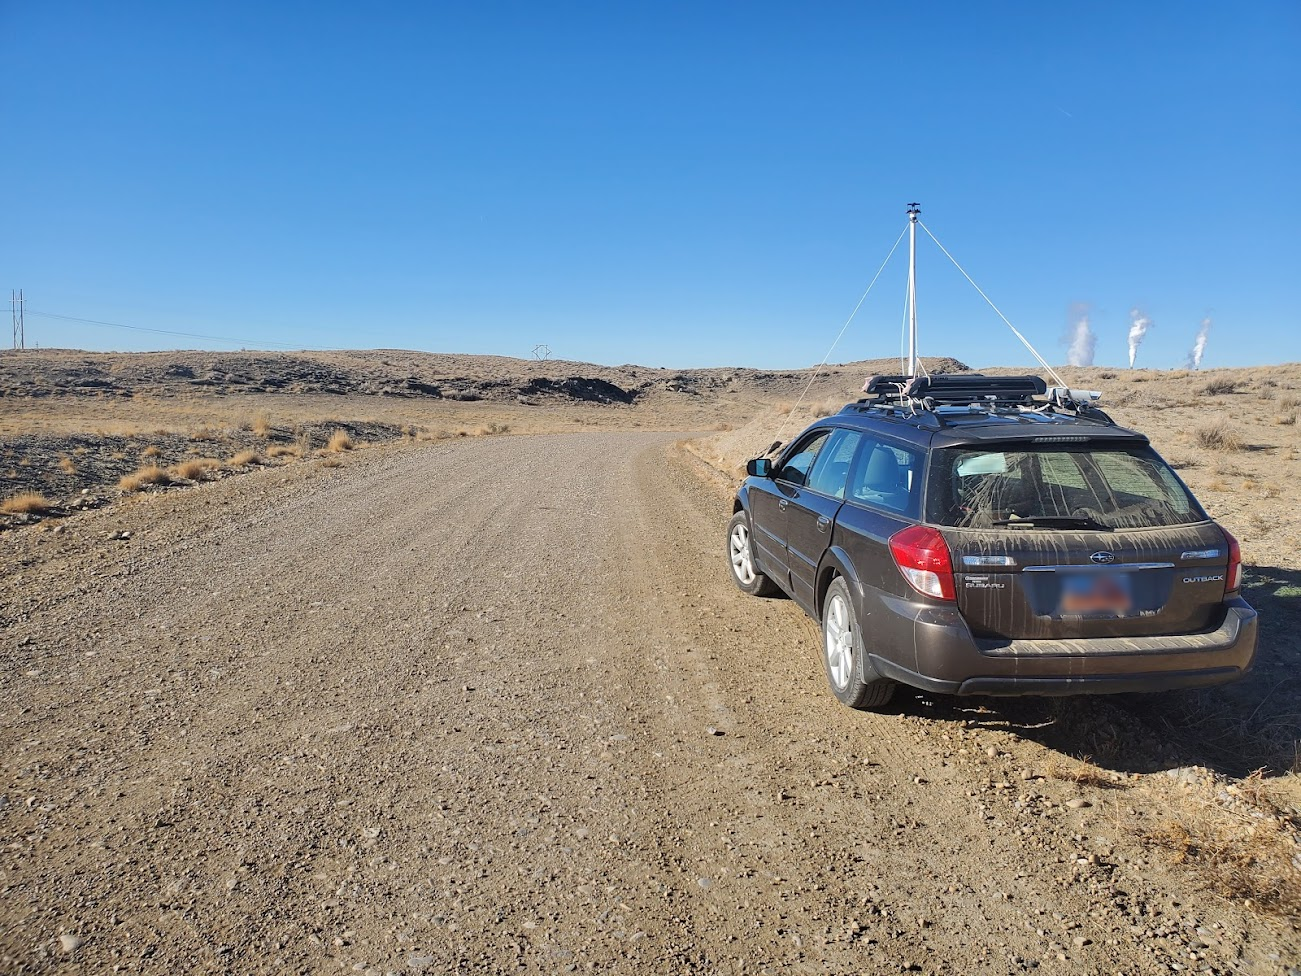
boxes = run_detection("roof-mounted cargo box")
[897,373,1046,403]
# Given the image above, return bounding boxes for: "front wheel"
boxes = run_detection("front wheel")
[822,577,895,710]
[727,511,780,596]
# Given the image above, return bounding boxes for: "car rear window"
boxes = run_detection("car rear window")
[925,444,1207,529]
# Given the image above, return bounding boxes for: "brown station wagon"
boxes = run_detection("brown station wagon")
[727,374,1257,709]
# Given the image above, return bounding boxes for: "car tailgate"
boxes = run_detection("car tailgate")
[942,522,1231,640]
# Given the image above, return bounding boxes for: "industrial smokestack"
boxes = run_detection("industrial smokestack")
[1127,308,1152,368]
[1063,304,1096,367]
[1183,317,1212,370]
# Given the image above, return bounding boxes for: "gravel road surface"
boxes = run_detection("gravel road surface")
[2,432,1296,974]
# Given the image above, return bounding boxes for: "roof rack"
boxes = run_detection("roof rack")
[850,373,1115,428]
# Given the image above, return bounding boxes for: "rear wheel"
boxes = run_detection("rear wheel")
[822,577,895,709]
[727,511,780,596]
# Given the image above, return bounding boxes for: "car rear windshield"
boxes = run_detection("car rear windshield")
[924,444,1207,529]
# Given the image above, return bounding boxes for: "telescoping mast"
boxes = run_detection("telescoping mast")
[906,203,920,378]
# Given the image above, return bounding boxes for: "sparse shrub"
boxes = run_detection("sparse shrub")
[119,465,172,492]
[251,411,273,436]
[327,430,354,452]
[1142,782,1301,917]
[1,492,54,515]
[141,445,162,458]
[1098,371,1117,380]
[228,449,262,466]
[57,456,76,475]
[190,426,220,442]
[172,458,221,481]
[1278,412,1296,426]
[1195,423,1245,451]
[1201,378,1238,396]
[266,445,300,458]
[1249,512,1275,534]
[812,399,838,418]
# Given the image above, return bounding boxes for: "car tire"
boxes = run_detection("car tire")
[727,511,781,597]
[821,576,895,710]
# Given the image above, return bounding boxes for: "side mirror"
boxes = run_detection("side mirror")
[746,458,773,478]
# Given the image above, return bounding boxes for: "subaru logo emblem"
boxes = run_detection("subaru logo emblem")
[1090,551,1115,564]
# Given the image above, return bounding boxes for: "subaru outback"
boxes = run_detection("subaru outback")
[726,374,1258,709]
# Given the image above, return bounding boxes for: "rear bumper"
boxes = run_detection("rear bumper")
[864,595,1257,698]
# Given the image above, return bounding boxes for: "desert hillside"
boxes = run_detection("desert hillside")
[2,348,1299,973]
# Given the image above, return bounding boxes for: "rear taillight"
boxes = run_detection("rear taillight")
[1223,528,1242,595]
[889,525,956,601]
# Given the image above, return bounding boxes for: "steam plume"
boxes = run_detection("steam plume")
[1063,304,1095,367]
[1127,308,1152,368]
[1183,317,1212,370]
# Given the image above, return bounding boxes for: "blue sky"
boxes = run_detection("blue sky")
[2,2,1297,369]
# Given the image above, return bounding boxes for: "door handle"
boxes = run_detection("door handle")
[817,516,831,532]
[778,500,789,510]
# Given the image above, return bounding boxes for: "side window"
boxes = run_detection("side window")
[847,437,920,516]
[805,429,862,499]
[776,431,830,487]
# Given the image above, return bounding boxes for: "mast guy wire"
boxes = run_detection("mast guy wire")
[916,220,1067,388]
[768,222,909,451]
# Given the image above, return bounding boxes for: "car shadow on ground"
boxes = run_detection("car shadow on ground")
[888,564,1301,780]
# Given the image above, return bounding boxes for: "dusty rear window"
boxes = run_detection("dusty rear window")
[925,445,1206,529]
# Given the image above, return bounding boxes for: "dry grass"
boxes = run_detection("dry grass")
[1,492,54,515]
[250,411,273,437]
[57,456,76,475]
[1202,378,1239,396]
[171,458,221,481]
[326,429,354,452]
[119,465,172,492]
[266,445,300,458]
[1195,423,1245,451]
[142,445,163,459]
[811,398,840,419]
[1143,776,1301,917]
[228,449,263,467]
[1047,758,1129,790]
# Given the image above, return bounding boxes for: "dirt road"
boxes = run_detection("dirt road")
[2,433,1296,974]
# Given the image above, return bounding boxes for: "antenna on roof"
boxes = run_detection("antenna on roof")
[906,204,921,378]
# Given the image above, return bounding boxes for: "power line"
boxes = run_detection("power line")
[26,309,310,350]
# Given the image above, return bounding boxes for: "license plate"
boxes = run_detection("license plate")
[1060,572,1133,615]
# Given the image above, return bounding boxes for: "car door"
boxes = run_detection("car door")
[784,429,862,614]
[749,429,832,591]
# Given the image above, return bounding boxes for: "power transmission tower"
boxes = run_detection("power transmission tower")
[11,289,24,349]
[532,343,551,361]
